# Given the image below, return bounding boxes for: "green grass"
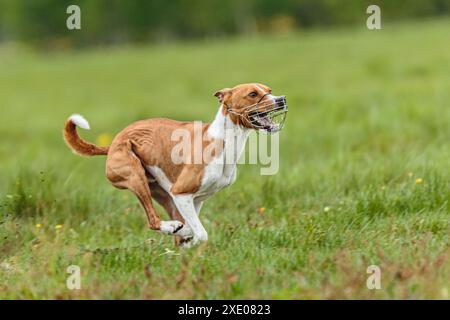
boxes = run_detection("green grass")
[0,19,449,299]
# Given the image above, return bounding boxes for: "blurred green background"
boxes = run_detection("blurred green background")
[0,1,449,299]
[0,0,449,48]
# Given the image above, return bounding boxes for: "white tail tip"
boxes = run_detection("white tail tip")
[69,114,90,130]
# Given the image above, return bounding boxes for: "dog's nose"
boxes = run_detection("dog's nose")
[275,96,286,107]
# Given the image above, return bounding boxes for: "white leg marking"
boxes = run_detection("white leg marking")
[175,224,194,238]
[172,195,208,244]
[159,220,184,235]
[194,199,203,216]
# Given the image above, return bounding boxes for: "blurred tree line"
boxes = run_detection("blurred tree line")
[0,0,449,48]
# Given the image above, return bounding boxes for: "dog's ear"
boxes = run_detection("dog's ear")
[214,88,231,103]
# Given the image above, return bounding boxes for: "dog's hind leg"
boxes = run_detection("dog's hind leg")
[106,141,184,235]
[150,181,194,245]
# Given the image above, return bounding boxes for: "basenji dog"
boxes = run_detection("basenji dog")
[64,83,287,247]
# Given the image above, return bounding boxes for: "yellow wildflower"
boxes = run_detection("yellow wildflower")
[96,133,112,146]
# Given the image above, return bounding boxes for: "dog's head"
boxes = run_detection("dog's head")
[214,83,287,133]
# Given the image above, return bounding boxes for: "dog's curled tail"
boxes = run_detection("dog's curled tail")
[64,114,109,156]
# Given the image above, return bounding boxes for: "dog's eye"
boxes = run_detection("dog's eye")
[248,92,258,98]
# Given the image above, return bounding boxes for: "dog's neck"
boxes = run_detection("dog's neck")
[208,105,250,165]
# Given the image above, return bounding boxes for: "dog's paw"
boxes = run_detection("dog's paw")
[174,224,194,238]
[179,236,194,249]
[159,220,184,234]
[178,232,208,248]
[193,230,208,243]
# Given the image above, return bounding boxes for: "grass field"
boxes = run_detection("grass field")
[0,19,449,299]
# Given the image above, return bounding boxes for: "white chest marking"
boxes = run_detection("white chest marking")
[197,107,250,200]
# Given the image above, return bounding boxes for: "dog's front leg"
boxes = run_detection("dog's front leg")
[194,199,203,215]
[172,195,208,245]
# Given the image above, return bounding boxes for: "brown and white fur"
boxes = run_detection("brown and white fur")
[64,83,281,247]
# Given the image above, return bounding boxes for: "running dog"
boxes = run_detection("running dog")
[64,83,287,247]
